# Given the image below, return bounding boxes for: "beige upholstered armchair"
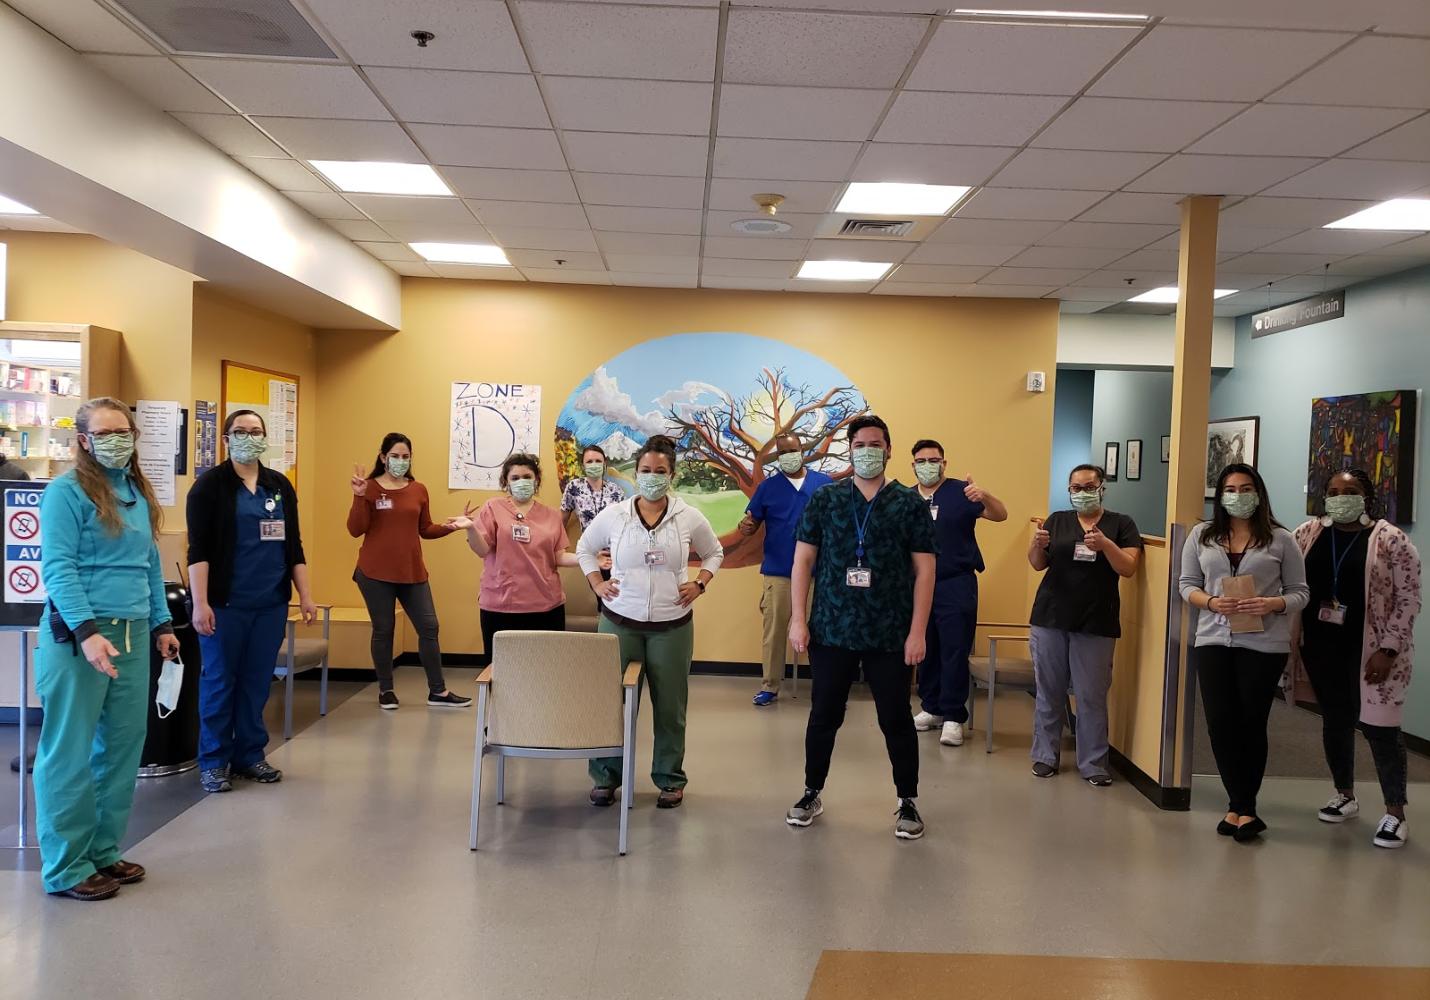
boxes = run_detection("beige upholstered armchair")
[967,622,1035,754]
[469,631,643,855]
[559,566,600,633]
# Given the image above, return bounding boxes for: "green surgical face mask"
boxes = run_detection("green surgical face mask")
[509,479,535,502]
[851,445,886,480]
[777,452,804,476]
[386,457,410,478]
[636,472,671,502]
[1070,490,1102,513]
[914,460,942,487]
[1325,494,1366,524]
[1221,491,1260,520]
[228,434,266,464]
[90,432,135,470]
[584,461,605,479]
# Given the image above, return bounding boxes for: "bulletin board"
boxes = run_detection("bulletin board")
[221,361,300,485]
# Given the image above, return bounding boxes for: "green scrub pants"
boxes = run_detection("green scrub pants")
[33,618,150,894]
[589,616,694,792]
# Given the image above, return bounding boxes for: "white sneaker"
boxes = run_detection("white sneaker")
[940,721,965,746]
[1373,815,1408,849]
[1317,793,1359,823]
[913,711,944,732]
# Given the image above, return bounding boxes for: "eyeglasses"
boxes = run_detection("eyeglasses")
[913,459,942,466]
[88,429,134,440]
[1068,484,1103,494]
[228,429,266,440]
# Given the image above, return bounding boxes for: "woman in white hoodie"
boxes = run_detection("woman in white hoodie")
[577,435,724,809]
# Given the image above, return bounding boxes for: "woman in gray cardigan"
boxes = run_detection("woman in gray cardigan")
[1179,464,1309,842]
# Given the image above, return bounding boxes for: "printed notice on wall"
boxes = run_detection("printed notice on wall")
[195,399,218,475]
[135,399,179,506]
[449,382,542,490]
[3,485,45,606]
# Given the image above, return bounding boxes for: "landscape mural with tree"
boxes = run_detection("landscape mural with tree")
[555,333,870,568]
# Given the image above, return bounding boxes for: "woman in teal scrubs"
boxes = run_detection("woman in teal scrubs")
[35,397,179,901]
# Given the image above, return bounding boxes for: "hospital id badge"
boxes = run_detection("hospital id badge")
[846,566,872,588]
[511,523,532,543]
[644,549,667,566]
[259,519,286,542]
[928,504,939,521]
[375,496,394,511]
[1074,543,1097,562]
[1318,600,1346,625]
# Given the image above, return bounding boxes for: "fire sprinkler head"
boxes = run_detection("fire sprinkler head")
[752,193,785,216]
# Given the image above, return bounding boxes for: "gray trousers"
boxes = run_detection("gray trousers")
[354,569,447,694]
[1030,626,1117,778]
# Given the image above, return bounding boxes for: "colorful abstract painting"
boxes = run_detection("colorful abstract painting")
[1306,390,1418,524]
[555,333,869,568]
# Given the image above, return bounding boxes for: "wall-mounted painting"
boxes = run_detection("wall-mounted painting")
[1127,439,1142,481]
[1160,435,1171,463]
[1104,441,1119,481]
[1205,416,1259,498]
[1306,389,1418,524]
[555,332,870,568]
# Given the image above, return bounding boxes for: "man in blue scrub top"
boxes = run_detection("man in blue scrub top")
[739,433,833,706]
[909,439,1007,746]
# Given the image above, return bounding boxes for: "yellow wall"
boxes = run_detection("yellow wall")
[314,278,1060,661]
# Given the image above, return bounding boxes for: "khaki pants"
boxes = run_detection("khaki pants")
[760,575,794,692]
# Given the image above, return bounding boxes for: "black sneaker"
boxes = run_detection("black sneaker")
[234,760,283,784]
[378,690,399,710]
[895,799,925,840]
[1086,773,1113,787]
[428,691,473,708]
[786,789,823,827]
[200,767,232,793]
[1031,762,1058,778]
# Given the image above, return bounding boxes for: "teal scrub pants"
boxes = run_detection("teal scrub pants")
[33,618,151,894]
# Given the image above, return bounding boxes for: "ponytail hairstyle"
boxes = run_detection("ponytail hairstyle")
[370,432,414,480]
[73,397,163,539]
[634,435,678,474]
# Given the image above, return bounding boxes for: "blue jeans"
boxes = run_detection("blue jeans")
[198,604,287,771]
[919,574,978,722]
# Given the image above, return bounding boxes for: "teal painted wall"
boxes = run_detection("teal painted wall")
[1049,368,1094,514]
[1090,370,1172,537]
[1210,263,1430,739]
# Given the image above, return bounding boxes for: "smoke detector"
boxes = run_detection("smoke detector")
[731,218,793,235]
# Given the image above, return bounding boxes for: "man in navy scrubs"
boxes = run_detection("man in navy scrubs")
[909,439,1007,746]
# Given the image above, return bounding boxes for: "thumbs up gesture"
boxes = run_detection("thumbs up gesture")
[964,475,985,504]
[351,464,368,497]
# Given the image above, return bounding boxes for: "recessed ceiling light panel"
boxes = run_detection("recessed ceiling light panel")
[0,195,39,215]
[837,183,971,217]
[409,242,510,265]
[797,260,892,281]
[1127,286,1237,304]
[952,8,1150,22]
[309,161,452,196]
[731,218,793,235]
[1324,199,1430,232]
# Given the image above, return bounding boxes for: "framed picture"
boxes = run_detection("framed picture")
[1205,416,1259,498]
[1104,441,1119,482]
[1127,439,1143,481]
[1306,390,1418,523]
[1160,435,1171,463]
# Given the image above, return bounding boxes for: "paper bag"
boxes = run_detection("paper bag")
[1220,574,1264,634]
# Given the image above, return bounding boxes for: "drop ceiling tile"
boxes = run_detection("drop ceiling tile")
[852,144,1014,185]
[171,113,284,157]
[234,157,330,193]
[595,232,702,255]
[409,125,567,169]
[522,268,612,285]
[515,2,717,80]
[877,93,1066,147]
[1076,192,1184,225]
[85,55,228,113]
[706,210,824,239]
[1217,252,1344,274]
[1067,269,1171,289]
[701,276,788,291]
[354,241,421,262]
[804,240,916,263]
[1257,229,1418,255]
[610,273,699,288]
[785,279,879,294]
[906,243,1024,266]
[1342,114,1430,162]
[505,249,605,269]
[347,195,473,224]
[723,10,926,88]
[1032,98,1246,152]
[1056,285,1139,302]
[285,191,365,221]
[1057,300,1120,313]
[928,218,1064,245]
[1267,275,1343,293]
[1004,245,1127,269]
[885,264,996,284]
[1127,154,1323,196]
[992,149,1164,191]
[562,132,709,176]
[700,258,799,278]
[1363,233,1430,256]
[327,219,392,241]
[1268,36,1430,109]
[442,167,579,203]
[6,0,154,54]
[707,178,839,214]
[956,188,1107,222]
[544,78,711,135]
[1089,26,1351,102]
[177,60,390,120]
[907,21,1138,95]
[366,69,549,129]
[431,264,526,281]
[872,283,991,298]
[467,200,591,229]
[1038,222,1176,249]
[1107,249,1188,271]
[1327,254,1430,276]
[488,227,599,252]
[713,138,861,181]
[702,235,810,260]
[1218,196,1375,228]
[300,0,529,73]
[251,117,421,161]
[960,284,1060,298]
[574,173,706,209]
[1145,226,1305,253]
[1261,159,1430,200]
[385,261,437,277]
[603,255,700,276]
[381,220,492,242]
[1190,105,1420,158]
[586,206,702,235]
[981,266,1093,286]
[718,85,888,142]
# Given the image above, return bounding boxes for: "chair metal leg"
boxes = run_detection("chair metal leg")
[619,687,635,855]
[319,659,329,717]
[496,754,506,805]
[985,640,996,754]
[469,686,488,850]
[283,621,296,741]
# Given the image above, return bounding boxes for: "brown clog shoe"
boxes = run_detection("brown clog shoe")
[98,860,146,885]
[589,786,617,808]
[656,788,684,809]
[49,873,121,901]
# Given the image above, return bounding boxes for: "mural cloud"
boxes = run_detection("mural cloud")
[573,366,671,439]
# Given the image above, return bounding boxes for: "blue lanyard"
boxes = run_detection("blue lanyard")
[1329,528,1365,602]
[850,480,884,562]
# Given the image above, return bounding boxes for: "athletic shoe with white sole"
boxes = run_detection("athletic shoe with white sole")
[940,721,964,746]
[428,691,473,708]
[895,799,924,840]
[1373,815,1408,849]
[1318,793,1359,823]
[378,690,399,711]
[913,711,944,732]
[786,789,823,828]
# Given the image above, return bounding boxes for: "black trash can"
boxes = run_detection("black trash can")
[139,581,202,778]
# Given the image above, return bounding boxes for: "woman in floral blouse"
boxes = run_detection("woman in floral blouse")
[560,444,625,534]
[1290,469,1421,850]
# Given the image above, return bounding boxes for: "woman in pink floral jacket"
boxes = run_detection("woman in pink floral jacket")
[1290,469,1421,850]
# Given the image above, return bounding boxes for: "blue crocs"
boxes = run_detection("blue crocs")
[752,691,778,707]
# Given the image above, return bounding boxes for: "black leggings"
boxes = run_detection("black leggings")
[1302,646,1409,807]
[1195,646,1288,816]
[480,606,566,664]
[354,570,446,694]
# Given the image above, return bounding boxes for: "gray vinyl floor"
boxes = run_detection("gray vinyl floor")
[1,670,1427,1000]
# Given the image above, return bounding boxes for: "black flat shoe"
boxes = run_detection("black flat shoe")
[1217,819,1237,837]
[1031,762,1058,778]
[1233,817,1267,842]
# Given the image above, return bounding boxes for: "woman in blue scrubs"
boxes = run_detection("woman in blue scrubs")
[186,409,316,793]
[35,397,179,900]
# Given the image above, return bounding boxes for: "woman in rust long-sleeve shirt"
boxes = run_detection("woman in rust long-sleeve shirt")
[348,432,473,710]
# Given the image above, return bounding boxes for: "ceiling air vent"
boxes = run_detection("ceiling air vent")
[110,0,337,58]
[837,218,915,238]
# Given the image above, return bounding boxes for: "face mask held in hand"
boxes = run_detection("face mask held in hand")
[508,479,536,502]
[1325,494,1366,524]
[851,445,886,480]
[386,456,410,478]
[228,434,267,464]
[1221,491,1260,520]
[156,656,184,719]
[90,432,135,470]
[778,452,804,476]
[636,473,671,502]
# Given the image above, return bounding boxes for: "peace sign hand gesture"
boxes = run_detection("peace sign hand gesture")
[351,465,368,497]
